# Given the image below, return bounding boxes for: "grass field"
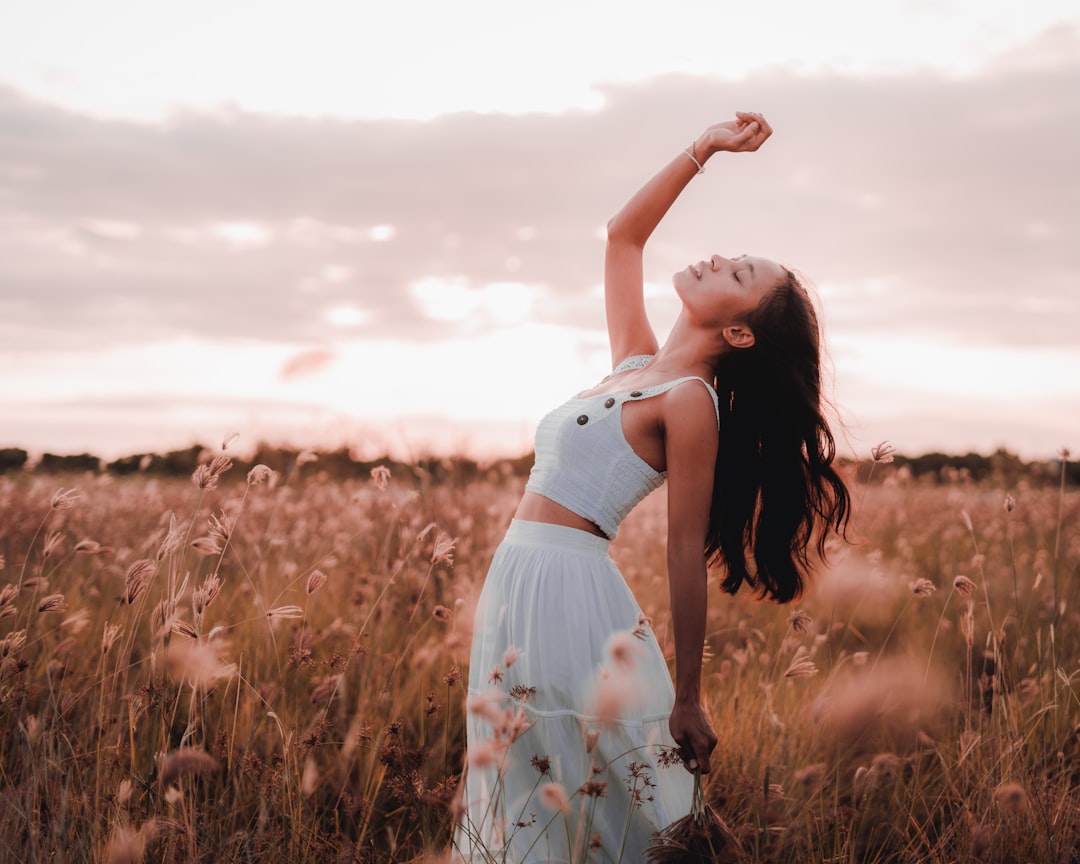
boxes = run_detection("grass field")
[0,450,1076,863]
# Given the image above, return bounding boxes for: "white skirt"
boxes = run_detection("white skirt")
[454,519,692,863]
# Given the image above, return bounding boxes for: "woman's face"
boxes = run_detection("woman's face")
[673,254,786,327]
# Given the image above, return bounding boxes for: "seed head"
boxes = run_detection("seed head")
[247,464,274,485]
[540,782,572,814]
[75,539,112,555]
[50,488,80,510]
[431,533,456,566]
[305,570,328,595]
[38,594,68,613]
[909,578,936,598]
[124,560,156,605]
[1004,494,1016,513]
[994,782,1028,814]
[871,441,895,464]
[432,604,452,623]
[788,609,813,634]
[370,464,391,491]
[266,605,304,621]
[953,575,977,598]
[502,645,522,668]
[158,748,219,787]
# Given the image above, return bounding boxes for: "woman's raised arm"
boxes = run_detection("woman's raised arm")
[603,113,773,367]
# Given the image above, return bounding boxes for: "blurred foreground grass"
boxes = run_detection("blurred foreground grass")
[0,453,1077,863]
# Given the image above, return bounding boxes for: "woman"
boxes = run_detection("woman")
[454,112,850,862]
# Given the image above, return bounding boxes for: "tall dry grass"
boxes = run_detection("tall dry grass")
[0,448,1076,863]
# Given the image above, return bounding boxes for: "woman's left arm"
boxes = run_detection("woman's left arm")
[662,384,720,772]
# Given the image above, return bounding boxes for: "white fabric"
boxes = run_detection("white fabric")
[524,357,719,539]
[454,520,692,863]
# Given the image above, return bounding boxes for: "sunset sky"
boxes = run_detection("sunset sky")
[1,1,1077,462]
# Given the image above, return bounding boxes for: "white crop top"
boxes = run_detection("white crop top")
[524,355,720,539]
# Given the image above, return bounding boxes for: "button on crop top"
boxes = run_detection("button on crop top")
[524,355,720,539]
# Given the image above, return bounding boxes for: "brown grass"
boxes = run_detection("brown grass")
[0,454,1076,862]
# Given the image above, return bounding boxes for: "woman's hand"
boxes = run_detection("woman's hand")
[698,111,773,156]
[669,698,718,774]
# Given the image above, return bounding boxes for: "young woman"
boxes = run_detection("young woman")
[454,112,850,862]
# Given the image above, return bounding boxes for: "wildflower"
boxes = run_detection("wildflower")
[1004,494,1016,513]
[158,748,219,787]
[871,441,895,464]
[301,758,320,797]
[266,605,304,620]
[432,604,452,623]
[994,782,1028,814]
[101,624,123,654]
[540,782,572,814]
[124,559,156,605]
[431,533,456,566]
[190,537,223,556]
[953,575,977,598]
[209,454,233,477]
[192,574,222,616]
[42,531,64,562]
[632,613,652,640]
[509,684,536,702]
[955,602,974,651]
[466,689,504,725]
[794,762,826,789]
[579,780,608,798]
[247,464,274,485]
[584,728,599,753]
[104,821,158,864]
[208,511,231,546]
[166,640,235,685]
[157,514,182,561]
[502,645,522,668]
[1059,447,1071,461]
[871,752,901,774]
[468,739,504,769]
[75,539,112,555]
[442,664,462,687]
[37,594,67,613]
[785,647,819,678]
[191,465,217,490]
[488,665,504,684]
[909,578,936,598]
[51,488,80,510]
[853,765,875,806]
[606,630,643,670]
[1,630,27,657]
[0,584,17,608]
[788,609,813,634]
[531,755,551,775]
[305,570,328,595]
[370,464,391,490]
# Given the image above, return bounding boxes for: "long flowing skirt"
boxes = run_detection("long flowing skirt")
[453,519,692,863]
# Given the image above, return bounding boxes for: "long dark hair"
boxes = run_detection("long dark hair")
[705,269,850,603]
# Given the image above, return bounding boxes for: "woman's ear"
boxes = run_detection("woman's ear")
[722,325,755,349]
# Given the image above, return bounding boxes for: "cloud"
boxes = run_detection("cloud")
[0,24,1077,362]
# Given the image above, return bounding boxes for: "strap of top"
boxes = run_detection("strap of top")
[607,356,719,429]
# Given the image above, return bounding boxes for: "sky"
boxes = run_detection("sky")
[0,0,1078,462]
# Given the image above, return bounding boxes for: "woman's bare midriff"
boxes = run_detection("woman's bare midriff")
[513,492,607,538]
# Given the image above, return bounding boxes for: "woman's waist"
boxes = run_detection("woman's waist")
[513,491,608,538]
[501,519,612,558]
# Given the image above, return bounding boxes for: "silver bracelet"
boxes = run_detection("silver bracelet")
[683,144,704,174]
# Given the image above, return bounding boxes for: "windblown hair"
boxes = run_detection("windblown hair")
[706,269,850,603]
